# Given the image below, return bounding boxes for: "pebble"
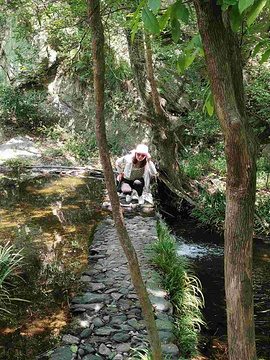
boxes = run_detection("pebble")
[46,215,180,359]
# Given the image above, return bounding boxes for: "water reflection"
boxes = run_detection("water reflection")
[0,174,105,360]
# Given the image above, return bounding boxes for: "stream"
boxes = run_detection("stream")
[0,173,269,360]
[0,173,105,360]
[169,217,270,359]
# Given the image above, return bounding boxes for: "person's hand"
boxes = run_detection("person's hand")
[117,173,124,182]
[146,153,152,162]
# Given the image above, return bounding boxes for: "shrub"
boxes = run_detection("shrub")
[151,220,205,358]
[180,151,212,179]
[0,243,24,314]
[0,85,58,130]
[191,189,226,232]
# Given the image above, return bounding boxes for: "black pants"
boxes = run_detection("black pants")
[119,178,144,196]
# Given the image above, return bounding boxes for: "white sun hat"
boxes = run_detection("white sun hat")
[135,144,149,155]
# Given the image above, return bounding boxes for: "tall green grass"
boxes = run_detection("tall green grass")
[151,219,205,357]
[0,243,24,314]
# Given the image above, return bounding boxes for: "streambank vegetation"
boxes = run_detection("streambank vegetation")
[0,0,269,359]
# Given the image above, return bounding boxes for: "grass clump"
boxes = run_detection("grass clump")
[150,219,205,358]
[0,243,24,314]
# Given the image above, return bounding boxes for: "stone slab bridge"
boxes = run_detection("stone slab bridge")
[39,214,180,360]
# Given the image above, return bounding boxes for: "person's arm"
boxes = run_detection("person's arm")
[115,156,125,174]
[148,160,158,176]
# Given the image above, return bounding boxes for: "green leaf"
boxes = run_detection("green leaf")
[177,53,186,73]
[171,1,189,24]
[130,0,145,29]
[159,6,172,30]
[207,102,214,116]
[171,1,182,19]
[222,3,230,10]
[252,41,266,57]
[260,48,270,64]
[142,8,160,34]
[230,4,243,32]
[179,5,189,24]
[171,19,181,43]
[148,0,161,14]
[224,0,238,4]
[185,49,199,67]
[238,0,254,14]
[203,87,214,116]
[192,34,203,49]
[131,16,140,42]
[247,0,267,26]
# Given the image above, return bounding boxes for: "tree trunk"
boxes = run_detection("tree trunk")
[126,29,191,194]
[87,1,163,358]
[194,1,258,359]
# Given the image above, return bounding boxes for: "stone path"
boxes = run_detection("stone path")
[47,215,180,360]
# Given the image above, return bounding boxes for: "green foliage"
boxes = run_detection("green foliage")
[133,348,154,360]
[183,67,221,140]
[180,151,212,179]
[133,348,175,359]
[191,190,226,232]
[0,85,57,130]
[0,243,24,314]
[246,66,270,125]
[255,195,270,235]
[180,146,227,179]
[142,7,160,34]
[2,158,31,176]
[177,35,204,74]
[247,0,267,27]
[152,220,205,357]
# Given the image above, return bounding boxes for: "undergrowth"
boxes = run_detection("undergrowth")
[149,219,205,358]
[0,243,25,315]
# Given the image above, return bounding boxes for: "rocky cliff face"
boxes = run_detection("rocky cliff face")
[0,19,95,132]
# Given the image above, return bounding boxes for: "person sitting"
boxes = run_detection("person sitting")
[115,143,158,205]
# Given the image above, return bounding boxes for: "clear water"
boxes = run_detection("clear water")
[172,219,270,359]
[0,174,105,360]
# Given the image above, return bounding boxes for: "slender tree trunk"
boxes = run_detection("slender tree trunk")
[144,33,163,116]
[194,1,258,359]
[87,1,163,358]
[126,29,190,194]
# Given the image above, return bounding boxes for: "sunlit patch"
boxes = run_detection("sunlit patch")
[79,320,89,328]
[35,177,86,195]
[26,186,37,193]
[20,309,68,337]
[94,303,103,312]
[30,209,52,218]
[61,205,80,210]
[64,225,77,233]
[146,288,167,297]
[1,328,17,335]
[0,220,20,228]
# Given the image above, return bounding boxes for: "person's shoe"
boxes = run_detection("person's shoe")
[125,194,131,203]
[138,195,144,205]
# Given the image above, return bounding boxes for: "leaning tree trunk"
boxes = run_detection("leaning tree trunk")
[126,29,190,194]
[194,1,258,359]
[87,1,163,359]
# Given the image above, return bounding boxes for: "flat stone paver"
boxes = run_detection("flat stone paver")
[47,215,179,360]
